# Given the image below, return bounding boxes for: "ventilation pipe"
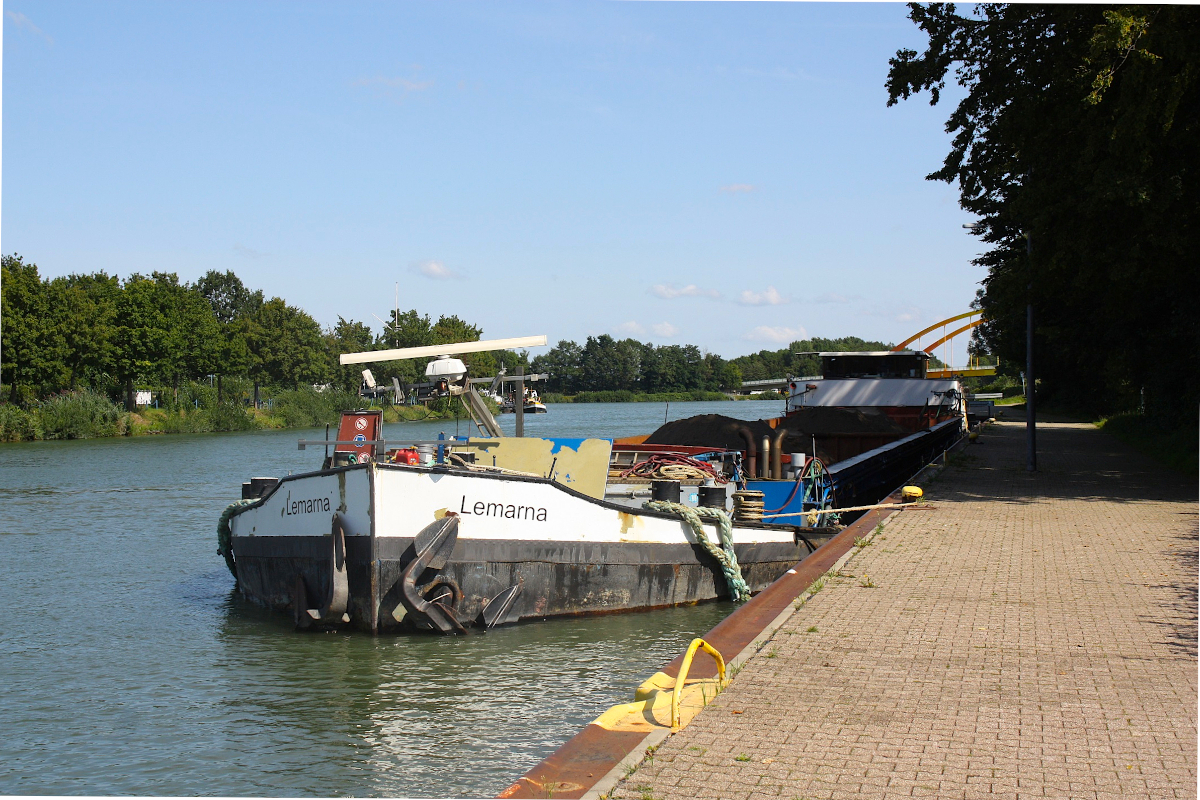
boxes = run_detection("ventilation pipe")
[736,426,757,479]
[771,429,788,480]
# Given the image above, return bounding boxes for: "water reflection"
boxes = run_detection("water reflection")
[0,403,772,797]
[214,600,733,797]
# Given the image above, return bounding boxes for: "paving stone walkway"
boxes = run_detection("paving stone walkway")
[609,421,1197,800]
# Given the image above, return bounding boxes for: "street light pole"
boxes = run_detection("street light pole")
[1025,231,1037,472]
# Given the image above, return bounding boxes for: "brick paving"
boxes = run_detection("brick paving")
[608,421,1197,800]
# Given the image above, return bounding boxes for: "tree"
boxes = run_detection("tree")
[196,270,262,402]
[327,317,376,393]
[148,273,221,400]
[112,275,172,410]
[1,255,66,404]
[195,270,263,325]
[532,340,583,393]
[887,4,1199,421]
[48,272,120,393]
[248,298,328,394]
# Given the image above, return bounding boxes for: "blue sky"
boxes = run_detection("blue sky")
[2,1,982,360]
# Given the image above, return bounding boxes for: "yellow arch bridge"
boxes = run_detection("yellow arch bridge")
[894,311,997,379]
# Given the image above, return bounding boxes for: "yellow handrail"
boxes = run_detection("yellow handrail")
[672,638,727,729]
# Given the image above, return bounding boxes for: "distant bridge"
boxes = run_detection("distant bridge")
[896,311,997,378]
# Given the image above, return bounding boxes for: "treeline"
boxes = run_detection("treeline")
[730,337,897,383]
[887,5,1199,424]
[527,335,913,396]
[529,336,739,395]
[0,254,523,411]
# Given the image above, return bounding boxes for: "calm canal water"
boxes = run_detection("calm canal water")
[0,401,783,797]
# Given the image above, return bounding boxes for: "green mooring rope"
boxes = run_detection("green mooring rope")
[217,499,255,579]
[644,500,750,602]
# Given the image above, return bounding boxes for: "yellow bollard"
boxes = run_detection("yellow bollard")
[672,638,726,729]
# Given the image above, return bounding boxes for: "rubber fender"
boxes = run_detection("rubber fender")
[901,486,924,501]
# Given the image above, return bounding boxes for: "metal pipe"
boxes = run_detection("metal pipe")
[771,429,787,480]
[736,426,757,479]
[515,366,525,438]
[760,436,771,479]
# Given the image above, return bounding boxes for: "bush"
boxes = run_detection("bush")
[0,403,42,441]
[155,381,218,413]
[208,401,259,432]
[269,387,362,428]
[139,408,208,434]
[39,389,122,439]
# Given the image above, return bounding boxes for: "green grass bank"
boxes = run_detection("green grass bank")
[0,387,475,443]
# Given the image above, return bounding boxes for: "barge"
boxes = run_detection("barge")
[218,341,964,634]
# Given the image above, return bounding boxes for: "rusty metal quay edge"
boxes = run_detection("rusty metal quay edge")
[499,492,906,800]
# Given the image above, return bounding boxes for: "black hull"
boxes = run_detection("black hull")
[231,532,834,633]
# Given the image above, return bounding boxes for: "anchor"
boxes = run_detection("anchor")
[477,577,523,629]
[396,514,468,634]
[293,514,351,629]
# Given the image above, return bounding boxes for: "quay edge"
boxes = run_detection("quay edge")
[499,431,974,800]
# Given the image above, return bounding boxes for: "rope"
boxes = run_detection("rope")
[620,453,727,483]
[644,500,750,603]
[760,500,932,524]
[731,490,764,522]
[217,499,255,579]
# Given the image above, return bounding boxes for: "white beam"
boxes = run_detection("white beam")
[339,335,548,366]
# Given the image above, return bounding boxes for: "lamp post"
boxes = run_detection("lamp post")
[1025,231,1036,472]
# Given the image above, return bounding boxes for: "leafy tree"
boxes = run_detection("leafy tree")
[196,270,262,402]
[532,340,583,393]
[112,274,175,410]
[195,270,264,325]
[149,273,221,400]
[431,314,496,377]
[887,4,1199,421]
[48,272,120,393]
[249,298,328,392]
[327,317,376,393]
[1,255,66,404]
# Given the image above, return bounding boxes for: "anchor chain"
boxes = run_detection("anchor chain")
[644,500,750,602]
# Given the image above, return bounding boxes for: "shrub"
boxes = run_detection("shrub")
[39,389,122,439]
[0,403,42,441]
[269,387,362,428]
[208,401,258,432]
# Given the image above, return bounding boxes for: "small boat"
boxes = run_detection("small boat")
[218,340,962,633]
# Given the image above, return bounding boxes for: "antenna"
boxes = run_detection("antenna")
[338,335,548,365]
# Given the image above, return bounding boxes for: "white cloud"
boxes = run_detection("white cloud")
[651,322,679,338]
[744,325,807,343]
[862,303,925,324]
[353,74,433,103]
[719,184,756,193]
[233,243,269,259]
[651,283,721,300]
[614,321,645,336]
[6,11,52,44]
[738,286,789,306]
[413,260,461,280]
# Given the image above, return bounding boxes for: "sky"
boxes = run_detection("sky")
[2,1,984,362]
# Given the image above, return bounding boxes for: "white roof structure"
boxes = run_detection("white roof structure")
[817,350,929,358]
[789,378,959,408]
